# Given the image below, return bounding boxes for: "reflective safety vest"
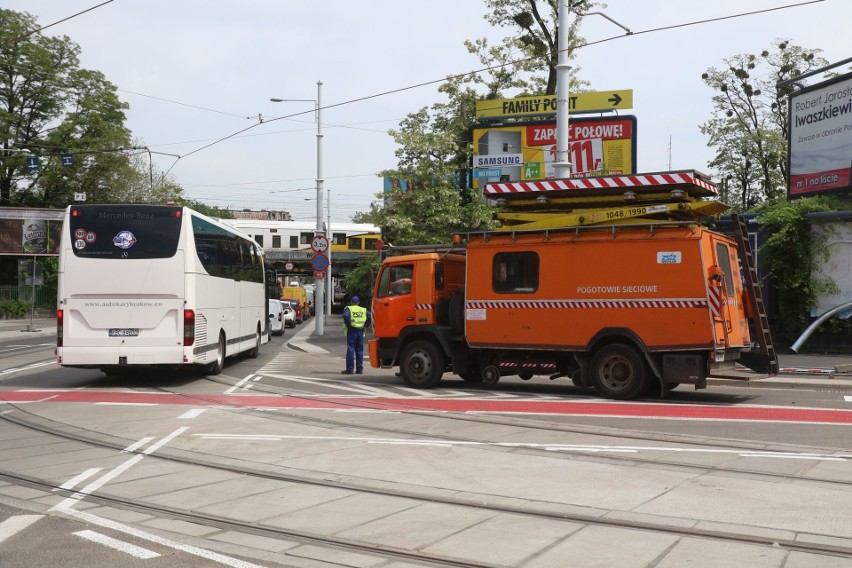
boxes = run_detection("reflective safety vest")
[347,305,367,329]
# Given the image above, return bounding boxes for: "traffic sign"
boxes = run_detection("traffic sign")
[310,234,329,253]
[310,253,329,271]
[284,262,294,271]
[475,90,633,118]
[313,270,326,278]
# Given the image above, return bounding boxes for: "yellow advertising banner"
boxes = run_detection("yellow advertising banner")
[471,116,637,189]
[475,90,632,119]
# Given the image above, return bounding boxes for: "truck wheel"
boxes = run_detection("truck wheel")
[400,341,444,388]
[590,344,647,400]
[481,365,501,384]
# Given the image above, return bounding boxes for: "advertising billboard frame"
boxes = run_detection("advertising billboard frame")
[787,71,852,199]
[0,208,64,257]
[471,115,637,189]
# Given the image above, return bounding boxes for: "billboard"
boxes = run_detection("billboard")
[0,208,63,256]
[788,72,852,198]
[471,116,637,188]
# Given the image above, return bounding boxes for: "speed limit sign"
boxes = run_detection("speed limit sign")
[310,234,329,253]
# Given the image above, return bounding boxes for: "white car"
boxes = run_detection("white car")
[268,299,285,336]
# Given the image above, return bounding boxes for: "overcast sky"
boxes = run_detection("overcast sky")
[5,0,849,222]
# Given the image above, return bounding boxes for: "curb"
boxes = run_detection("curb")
[734,364,851,376]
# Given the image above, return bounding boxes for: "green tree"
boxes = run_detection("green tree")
[0,9,178,208]
[700,40,827,210]
[754,196,846,335]
[342,256,383,302]
[475,0,592,95]
[356,1,595,245]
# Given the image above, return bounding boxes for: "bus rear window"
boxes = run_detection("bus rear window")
[69,205,182,259]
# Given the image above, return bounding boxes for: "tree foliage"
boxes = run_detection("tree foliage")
[476,0,591,95]
[700,40,827,210]
[0,9,180,208]
[754,196,846,334]
[356,1,595,245]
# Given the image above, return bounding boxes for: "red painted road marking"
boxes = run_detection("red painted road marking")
[3,390,852,424]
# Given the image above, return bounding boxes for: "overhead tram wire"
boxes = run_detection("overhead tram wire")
[11,0,116,41]
[166,0,825,180]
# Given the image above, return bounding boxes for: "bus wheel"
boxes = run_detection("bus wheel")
[590,344,647,400]
[204,333,225,375]
[248,325,261,358]
[400,341,444,389]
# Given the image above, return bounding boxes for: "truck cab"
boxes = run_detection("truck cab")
[370,253,464,368]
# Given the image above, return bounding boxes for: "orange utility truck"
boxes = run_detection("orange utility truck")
[368,171,777,399]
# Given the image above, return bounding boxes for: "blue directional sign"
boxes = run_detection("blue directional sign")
[61,153,75,167]
[26,156,39,172]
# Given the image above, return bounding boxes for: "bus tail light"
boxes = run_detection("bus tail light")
[56,309,63,347]
[183,309,195,346]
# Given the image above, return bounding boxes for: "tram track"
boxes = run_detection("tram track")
[167,374,852,487]
[0,368,852,567]
[2,410,852,563]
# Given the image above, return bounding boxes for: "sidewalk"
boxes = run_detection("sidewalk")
[0,317,56,340]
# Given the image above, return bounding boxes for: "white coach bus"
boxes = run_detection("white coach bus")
[56,204,268,376]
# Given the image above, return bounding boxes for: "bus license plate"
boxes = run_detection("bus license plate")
[109,328,139,337]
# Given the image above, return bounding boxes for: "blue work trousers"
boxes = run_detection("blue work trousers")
[346,328,364,372]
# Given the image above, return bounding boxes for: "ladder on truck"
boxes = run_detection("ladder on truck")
[484,170,728,230]
[731,213,779,375]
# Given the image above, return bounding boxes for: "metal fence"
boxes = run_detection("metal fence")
[0,285,55,308]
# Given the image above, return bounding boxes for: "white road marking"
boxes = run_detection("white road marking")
[225,375,254,394]
[192,433,852,462]
[52,428,189,511]
[0,360,56,376]
[178,408,208,419]
[60,509,268,568]
[845,396,852,402]
[142,427,189,455]
[75,530,160,559]
[57,468,102,490]
[122,437,154,453]
[0,515,43,544]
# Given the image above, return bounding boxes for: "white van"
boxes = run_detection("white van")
[267,299,285,336]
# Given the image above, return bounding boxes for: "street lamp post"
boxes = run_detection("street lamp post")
[554,5,631,179]
[270,80,325,336]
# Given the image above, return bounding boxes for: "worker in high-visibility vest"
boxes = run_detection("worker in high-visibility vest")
[341,295,370,374]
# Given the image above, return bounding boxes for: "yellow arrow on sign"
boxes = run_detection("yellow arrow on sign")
[475,90,633,119]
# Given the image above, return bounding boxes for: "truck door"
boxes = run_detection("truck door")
[373,263,415,339]
[709,241,737,347]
